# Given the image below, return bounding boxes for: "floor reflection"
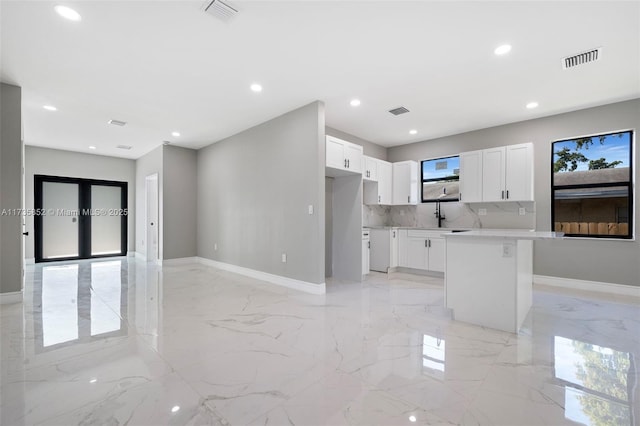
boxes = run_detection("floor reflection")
[422,333,445,379]
[554,336,636,425]
[34,259,128,352]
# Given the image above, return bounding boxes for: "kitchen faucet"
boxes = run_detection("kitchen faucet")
[434,200,445,228]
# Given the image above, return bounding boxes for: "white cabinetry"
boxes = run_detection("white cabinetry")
[398,229,444,273]
[326,135,363,176]
[392,161,419,205]
[460,142,533,203]
[362,230,370,275]
[363,156,378,181]
[459,150,483,203]
[364,158,393,205]
[369,227,399,272]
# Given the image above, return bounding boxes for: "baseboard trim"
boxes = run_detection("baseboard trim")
[197,257,326,295]
[126,251,135,257]
[25,258,35,265]
[162,257,199,266]
[534,275,640,298]
[134,252,147,261]
[0,291,23,304]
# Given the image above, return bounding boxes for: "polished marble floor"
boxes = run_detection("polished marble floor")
[1,257,639,425]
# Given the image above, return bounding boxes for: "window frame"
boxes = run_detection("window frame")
[550,129,634,240]
[420,155,460,203]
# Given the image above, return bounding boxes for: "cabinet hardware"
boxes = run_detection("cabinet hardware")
[425,239,428,247]
[344,159,347,168]
[368,241,370,249]
[407,195,410,203]
[347,159,350,168]
[459,193,462,201]
[378,195,381,203]
[501,190,505,199]
[393,231,396,238]
[506,190,509,199]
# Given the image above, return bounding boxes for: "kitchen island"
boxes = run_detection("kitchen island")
[443,230,563,333]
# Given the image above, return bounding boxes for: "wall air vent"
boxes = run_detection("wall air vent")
[108,119,127,126]
[389,106,410,116]
[563,47,602,69]
[204,0,238,21]
[117,145,132,150]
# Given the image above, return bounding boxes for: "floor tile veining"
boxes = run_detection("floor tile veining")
[1,258,638,425]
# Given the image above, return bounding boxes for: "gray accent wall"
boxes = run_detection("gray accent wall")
[198,101,325,285]
[326,127,388,160]
[24,146,136,260]
[1,83,23,294]
[135,146,163,259]
[163,145,197,259]
[388,99,640,287]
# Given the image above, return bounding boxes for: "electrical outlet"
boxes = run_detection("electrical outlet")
[478,208,487,216]
[502,244,513,257]
[308,205,314,215]
[519,207,526,216]
[214,243,218,251]
[281,253,287,263]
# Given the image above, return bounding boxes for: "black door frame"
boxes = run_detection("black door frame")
[34,175,128,263]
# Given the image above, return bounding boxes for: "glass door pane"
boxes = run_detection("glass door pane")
[42,182,79,259]
[91,185,122,256]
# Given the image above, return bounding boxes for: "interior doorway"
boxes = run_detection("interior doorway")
[34,175,128,262]
[145,174,159,262]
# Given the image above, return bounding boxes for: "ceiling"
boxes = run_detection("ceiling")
[2,1,639,160]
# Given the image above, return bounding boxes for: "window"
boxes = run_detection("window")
[551,130,633,239]
[421,155,460,202]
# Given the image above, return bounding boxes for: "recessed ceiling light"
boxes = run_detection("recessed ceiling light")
[409,129,418,135]
[526,101,539,109]
[43,105,57,111]
[54,5,81,22]
[171,406,180,413]
[350,99,361,107]
[494,44,512,56]
[89,146,96,150]
[250,83,262,93]
[171,131,181,137]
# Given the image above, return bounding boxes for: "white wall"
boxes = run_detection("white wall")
[0,83,23,294]
[24,146,136,260]
[197,101,325,285]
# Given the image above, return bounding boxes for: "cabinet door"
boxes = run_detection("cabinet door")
[407,238,428,270]
[392,161,418,205]
[364,156,378,181]
[390,229,398,268]
[505,143,533,201]
[362,239,370,275]
[397,229,408,267]
[482,146,506,202]
[378,160,393,205]
[326,136,345,170]
[459,150,483,202]
[344,143,363,173]
[427,238,445,272]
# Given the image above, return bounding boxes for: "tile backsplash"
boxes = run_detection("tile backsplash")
[363,202,536,229]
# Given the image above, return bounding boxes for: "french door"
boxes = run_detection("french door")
[34,175,127,262]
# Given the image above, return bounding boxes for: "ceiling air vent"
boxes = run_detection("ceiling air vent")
[563,47,602,69]
[204,0,238,21]
[117,145,132,150]
[108,119,127,126]
[388,106,410,116]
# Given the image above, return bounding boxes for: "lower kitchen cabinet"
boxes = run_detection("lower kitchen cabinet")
[398,229,445,273]
[369,228,399,272]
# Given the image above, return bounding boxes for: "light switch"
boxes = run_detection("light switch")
[308,205,314,215]
[282,253,287,263]
[478,208,487,216]
[519,207,526,216]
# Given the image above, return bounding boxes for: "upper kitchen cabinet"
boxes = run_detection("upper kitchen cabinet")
[460,142,533,203]
[363,156,378,181]
[363,158,392,205]
[459,150,483,202]
[326,135,363,177]
[392,160,419,205]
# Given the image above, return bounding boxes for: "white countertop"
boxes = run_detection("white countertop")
[442,229,563,240]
